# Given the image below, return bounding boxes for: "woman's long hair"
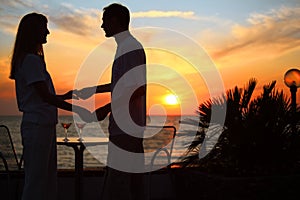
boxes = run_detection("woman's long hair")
[10,13,48,79]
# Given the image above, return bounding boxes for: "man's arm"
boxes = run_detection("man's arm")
[91,86,144,122]
[96,83,111,93]
[94,103,111,121]
[56,90,79,100]
[75,83,111,100]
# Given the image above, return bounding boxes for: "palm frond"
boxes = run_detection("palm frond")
[241,78,257,109]
[180,78,300,175]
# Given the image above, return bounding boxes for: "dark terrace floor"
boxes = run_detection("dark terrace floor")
[1,168,300,200]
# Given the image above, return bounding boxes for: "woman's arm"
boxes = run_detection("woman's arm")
[32,81,94,122]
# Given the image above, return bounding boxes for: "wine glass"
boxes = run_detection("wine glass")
[76,123,86,141]
[61,122,72,142]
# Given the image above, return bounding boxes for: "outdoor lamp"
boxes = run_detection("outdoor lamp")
[284,68,300,114]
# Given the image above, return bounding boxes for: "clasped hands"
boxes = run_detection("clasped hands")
[65,87,111,123]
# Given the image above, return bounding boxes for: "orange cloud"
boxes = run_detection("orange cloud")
[132,10,197,19]
[48,3,101,37]
[191,6,300,95]
[211,6,300,62]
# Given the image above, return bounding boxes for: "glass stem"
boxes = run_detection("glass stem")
[65,128,68,139]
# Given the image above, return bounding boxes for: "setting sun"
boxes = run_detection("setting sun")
[164,94,179,105]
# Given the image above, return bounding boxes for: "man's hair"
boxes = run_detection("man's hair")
[103,3,130,29]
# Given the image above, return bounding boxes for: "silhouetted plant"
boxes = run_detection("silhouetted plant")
[180,79,300,176]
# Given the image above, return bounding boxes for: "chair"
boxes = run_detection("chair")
[0,125,23,200]
[147,125,177,169]
[0,125,22,171]
[146,125,177,200]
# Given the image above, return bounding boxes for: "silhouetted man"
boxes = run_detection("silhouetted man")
[77,3,146,200]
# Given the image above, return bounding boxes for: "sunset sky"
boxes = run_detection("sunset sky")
[0,0,300,116]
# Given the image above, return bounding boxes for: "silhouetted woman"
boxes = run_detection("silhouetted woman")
[9,12,91,200]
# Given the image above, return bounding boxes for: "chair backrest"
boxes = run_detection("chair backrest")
[144,125,177,169]
[145,125,177,200]
[0,125,20,171]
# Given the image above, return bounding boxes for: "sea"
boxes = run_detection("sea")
[0,115,207,170]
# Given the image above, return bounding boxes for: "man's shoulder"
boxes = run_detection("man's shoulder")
[122,35,144,51]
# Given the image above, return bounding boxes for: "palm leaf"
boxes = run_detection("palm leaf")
[179,79,300,176]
